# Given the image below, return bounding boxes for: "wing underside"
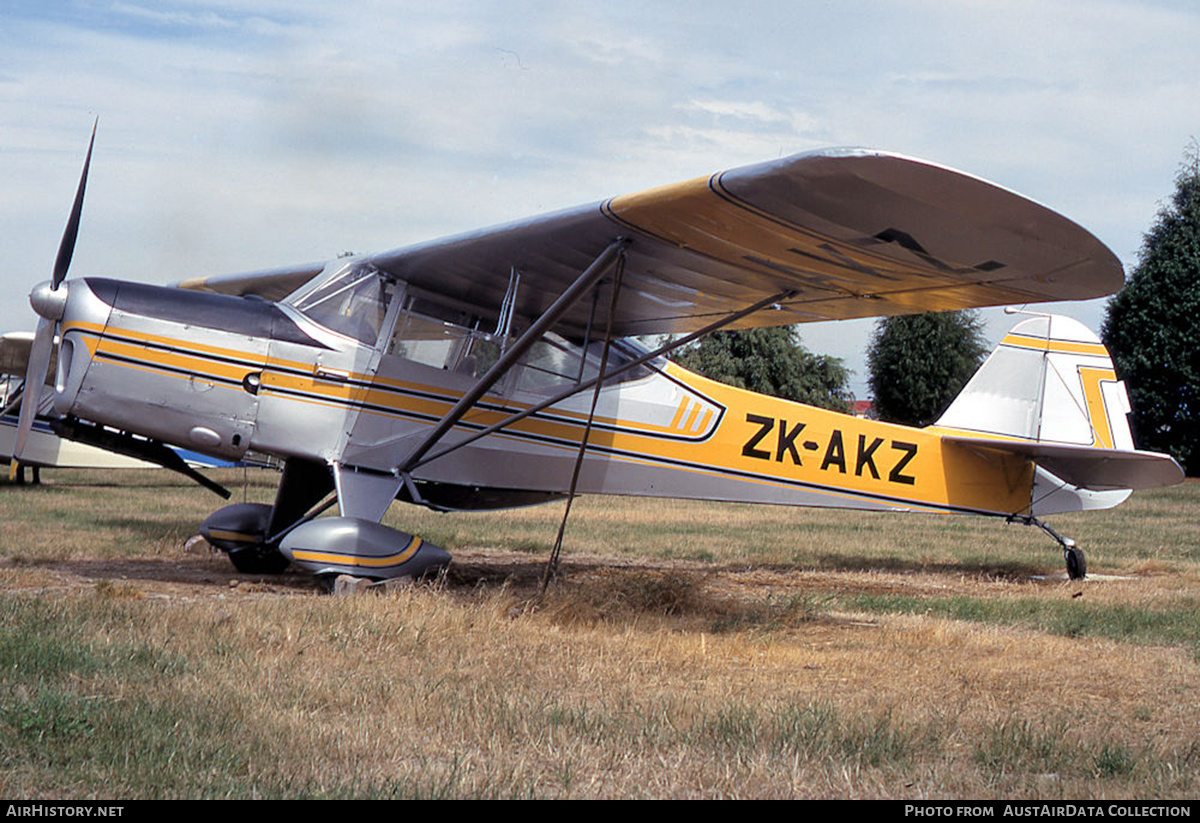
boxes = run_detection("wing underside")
[180,149,1124,338]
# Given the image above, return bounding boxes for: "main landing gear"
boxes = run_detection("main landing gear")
[199,502,291,574]
[196,458,450,582]
[1009,515,1086,580]
[8,461,41,485]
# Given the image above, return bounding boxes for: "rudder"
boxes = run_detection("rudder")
[936,312,1133,450]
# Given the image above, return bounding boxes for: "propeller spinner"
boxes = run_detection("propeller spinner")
[13,120,97,460]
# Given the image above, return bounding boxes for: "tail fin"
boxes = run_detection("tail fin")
[938,313,1132,448]
[935,313,1181,509]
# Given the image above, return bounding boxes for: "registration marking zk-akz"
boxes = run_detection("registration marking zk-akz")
[740,413,918,485]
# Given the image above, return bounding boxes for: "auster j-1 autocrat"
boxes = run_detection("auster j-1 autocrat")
[11,125,1183,582]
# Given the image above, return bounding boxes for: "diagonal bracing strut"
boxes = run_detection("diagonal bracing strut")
[396,237,629,476]
[406,286,800,473]
[540,249,626,592]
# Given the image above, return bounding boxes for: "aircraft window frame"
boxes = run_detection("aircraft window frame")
[386,291,503,378]
[388,312,470,372]
[288,260,398,346]
[511,332,653,397]
[516,333,596,395]
[380,286,658,393]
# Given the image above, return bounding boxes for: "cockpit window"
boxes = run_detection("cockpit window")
[289,262,396,344]
[359,280,661,393]
[389,313,470,370]
[514,333,654,396]
[516,333,598,394]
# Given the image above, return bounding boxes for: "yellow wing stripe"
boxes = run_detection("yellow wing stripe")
[606,176,918,290]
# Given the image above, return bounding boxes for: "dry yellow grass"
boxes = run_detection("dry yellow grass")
[0,469,1197,798]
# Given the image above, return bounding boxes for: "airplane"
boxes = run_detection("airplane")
[9,125,1183,583]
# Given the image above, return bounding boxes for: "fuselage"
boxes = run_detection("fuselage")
[47,263,1041,520]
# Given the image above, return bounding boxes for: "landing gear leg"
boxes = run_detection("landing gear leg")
[1008,515,1086,580]
[8,461,40,485]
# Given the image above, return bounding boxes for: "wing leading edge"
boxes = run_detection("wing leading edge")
[183,149,1125,337]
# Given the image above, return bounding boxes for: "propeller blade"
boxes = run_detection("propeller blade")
[52,119,97,289]
[13,317,55,460]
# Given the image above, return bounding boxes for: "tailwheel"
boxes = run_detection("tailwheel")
[1064,540,1087,581]
[1007,514,1086,580]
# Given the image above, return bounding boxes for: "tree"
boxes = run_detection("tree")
[671,326,852,413]
[867,310,988,426]
[1102,144,1200,474]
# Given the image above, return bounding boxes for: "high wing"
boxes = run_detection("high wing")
[176,261,326,303]
[21,132,1177,585]
[178,148,1123,335]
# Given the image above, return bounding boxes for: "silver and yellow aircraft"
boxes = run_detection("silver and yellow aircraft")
[11,128,1183,581]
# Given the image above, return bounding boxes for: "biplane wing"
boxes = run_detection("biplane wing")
[0,331,35,377]
[178,148,1123,336]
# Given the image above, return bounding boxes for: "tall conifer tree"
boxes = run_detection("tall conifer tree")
[1102,144,1200,474]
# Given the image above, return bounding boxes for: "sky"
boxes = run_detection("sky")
[2,0,1198,397]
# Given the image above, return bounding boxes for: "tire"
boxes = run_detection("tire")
[1065,546,1087,580]
[227,544,290,575]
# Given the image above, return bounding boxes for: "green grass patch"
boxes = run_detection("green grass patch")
[838,592,1200,647]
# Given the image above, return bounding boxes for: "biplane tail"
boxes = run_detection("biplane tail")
[934,312,1182,513]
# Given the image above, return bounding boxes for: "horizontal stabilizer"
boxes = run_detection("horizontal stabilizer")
[943,435,1184,491]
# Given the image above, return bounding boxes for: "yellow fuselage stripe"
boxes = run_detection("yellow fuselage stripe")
[69,322,1037,516]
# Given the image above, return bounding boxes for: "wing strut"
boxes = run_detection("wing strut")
[396,238,629,477]
[406,286,800,473]
[540,250,627,592]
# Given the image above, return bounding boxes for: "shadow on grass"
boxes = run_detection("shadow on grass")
[445,549,1053,594]
[807,552,1051,580]
[20,556,321,594]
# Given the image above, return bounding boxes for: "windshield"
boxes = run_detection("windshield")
[288,261,396,344]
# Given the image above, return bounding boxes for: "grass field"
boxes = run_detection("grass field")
[1,468,1197,798]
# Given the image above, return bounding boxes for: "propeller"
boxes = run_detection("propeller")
[13,119,97,461]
